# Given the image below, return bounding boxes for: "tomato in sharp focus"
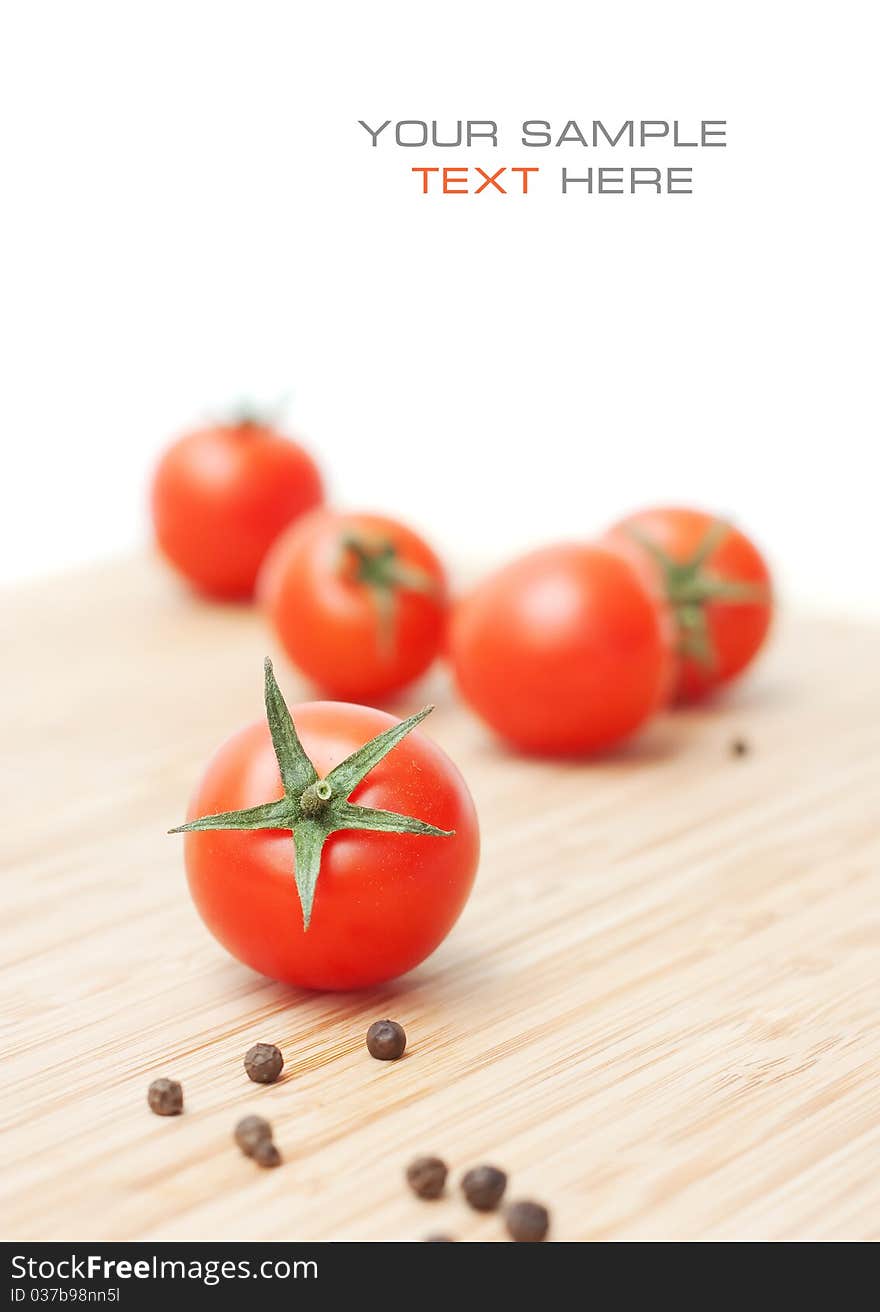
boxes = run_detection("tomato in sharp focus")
[259,509,448,701]
[449,544,673,756]
[151,419,324,599]
[604,507,773,702]
[177,668,479,991]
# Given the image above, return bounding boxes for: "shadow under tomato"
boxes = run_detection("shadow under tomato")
[464,717,681,770]
[700,675,792,712]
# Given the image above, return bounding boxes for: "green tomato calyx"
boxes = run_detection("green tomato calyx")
[628,519,769,667]
[338,530,439,655]
[170,658,453,930]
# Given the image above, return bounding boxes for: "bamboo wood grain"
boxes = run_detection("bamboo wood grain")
[1,555,878,1241]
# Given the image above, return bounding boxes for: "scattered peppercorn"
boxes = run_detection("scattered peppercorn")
[424,1234,455,1242]
[147,1077,183,1116]
[505,1200,550,1242]
[366,1019,407,1061]
[234,1115,273,1158]
[406,1155,448,1200]
[461,1164,507,1212]
[730,736,750,757]
[252,1138,282,1169]
[244,1042,284,1084]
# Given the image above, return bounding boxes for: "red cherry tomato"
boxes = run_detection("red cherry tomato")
[260,509,447,701]
[604,507,773,702]
[182,696,479,991]
[151,420,324,599]
[449,544,672,756]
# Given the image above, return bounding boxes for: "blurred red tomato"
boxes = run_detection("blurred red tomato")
[260,509,447,701]
[151,420,323,599]
[449,544,672,755]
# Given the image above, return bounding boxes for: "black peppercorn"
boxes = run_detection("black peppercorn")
[234,1115,273,1158]
[252,1138,282,1169]
[424,1234,455,1242]
[730,736,749,757]
[461,1164,507,1211]
[244,1042,284,1084]
[406,1155,448,1200]
[147,1078,183,1116]
[505,1200,550,1242]
[366,1019,407,1061]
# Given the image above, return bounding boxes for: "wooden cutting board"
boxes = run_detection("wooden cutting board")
[2,555,878,1242]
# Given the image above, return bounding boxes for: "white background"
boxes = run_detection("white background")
[1,1,877,615]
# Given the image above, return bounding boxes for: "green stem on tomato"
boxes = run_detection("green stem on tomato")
[169,659,452,930]
[220,391,293,432]
[338,531,438,656]
[628,520,770,667]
